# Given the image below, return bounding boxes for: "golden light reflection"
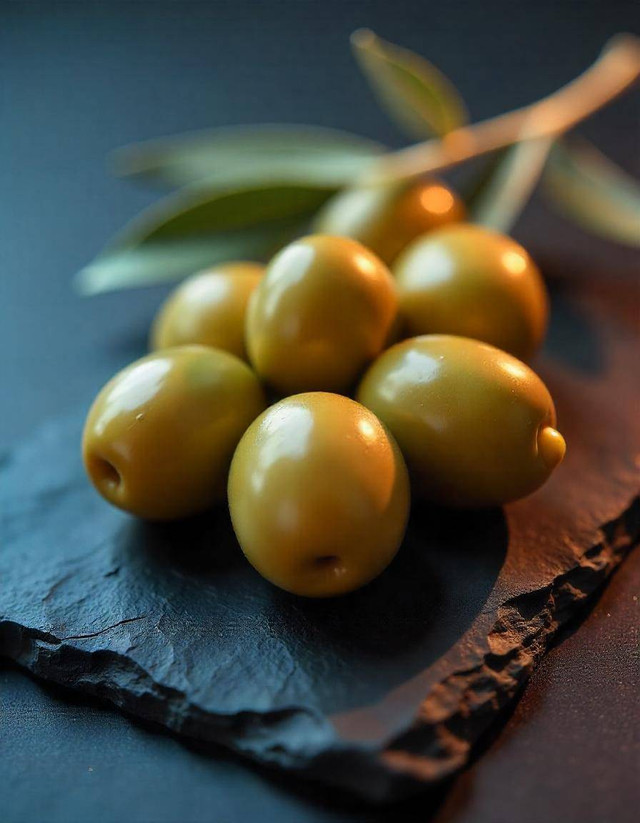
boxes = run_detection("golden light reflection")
[354,414,397,511]
[262,243,312,320]
[186,274,231,303]
[251,404,314,495]
[500,359,528,380]
[354,252,378,278]
[95,358,171,436]
[502,250,528,276]
[357,417,378,442]
[420,185,455,215]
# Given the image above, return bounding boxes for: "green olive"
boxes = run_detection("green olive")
[151,262,264,359]
[313,179,465,265]
[228,392,410,597]
[394,224,549,361]
[245,235,397,395]
[83,346,266,520]
[357,335,566,508]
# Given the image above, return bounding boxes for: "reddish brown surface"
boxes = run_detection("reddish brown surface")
[436,543,640,823]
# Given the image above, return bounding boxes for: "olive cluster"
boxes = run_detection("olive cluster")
[83,179,565,597]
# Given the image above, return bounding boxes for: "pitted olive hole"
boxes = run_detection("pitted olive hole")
[93,457,121,491]
[314,555,341,571]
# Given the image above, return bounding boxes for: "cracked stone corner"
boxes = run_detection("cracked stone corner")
[373,495,640,790]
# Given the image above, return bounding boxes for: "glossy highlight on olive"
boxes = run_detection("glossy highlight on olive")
[313,178,465,264]
[151,262,264,359]
[357,335,566,507]
[228,392,410,597]
[394,224,549,360]
[83,345,266,520]
[245,234,398,395]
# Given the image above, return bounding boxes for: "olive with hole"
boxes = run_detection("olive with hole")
[151,262,264,360]
[228,392,410,597]
[394,224,549,360]
[245,235,397,395]
[82,345,266,520]
[357,335,566,508]
[313,178,465,265]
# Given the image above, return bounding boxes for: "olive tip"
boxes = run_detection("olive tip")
[312,555,345,577]
[538,426,566,470]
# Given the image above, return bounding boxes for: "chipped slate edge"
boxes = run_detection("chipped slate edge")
[371,496,640,799]
[1,496,638,802]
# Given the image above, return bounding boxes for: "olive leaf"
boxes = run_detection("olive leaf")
[465,137,554,232]
[543,138,640,247]
[76,183,334,295]
[112,125,385,189]
[76,224,304,296]
[351,28,469,139]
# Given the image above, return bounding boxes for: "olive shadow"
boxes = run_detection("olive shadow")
[256,504,508,712]
[542,287,605,376]
[270,504,507,658]
[124,504,244,578]
[538,258,607,376]
[116,501,508,717]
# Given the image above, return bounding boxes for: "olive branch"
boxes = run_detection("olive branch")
[77,31,640,295]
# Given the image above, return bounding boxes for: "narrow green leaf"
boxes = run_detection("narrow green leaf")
[466,137,554,232]
[76,221,304,296]
[351,29,468,139]
[543,138,640,247]
[112,125,385,188]
[76,182,334,295]
[113,183,335,245]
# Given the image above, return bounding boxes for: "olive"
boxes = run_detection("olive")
[83,346,266,520]
[245,235,397,395]
[394,224,548,360]
[313,179,465,265]
[228,392,410,597]
[151,262,264,360]
[357,335,566,508]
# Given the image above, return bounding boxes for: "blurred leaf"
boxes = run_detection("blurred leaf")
[351,28,468,139]
[465,137,554,232]
[76,223,304,296]
[543,138,640,247]
[76,183,334,294]
[112,125,385,189]
[111,182,333,244]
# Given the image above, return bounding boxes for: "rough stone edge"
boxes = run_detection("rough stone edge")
[370,495,640,799]
[1,496,638,803]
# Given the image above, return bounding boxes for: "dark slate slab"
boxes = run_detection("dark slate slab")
[1,264,639,802]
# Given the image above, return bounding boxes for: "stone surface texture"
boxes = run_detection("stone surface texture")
[1,265,638,801]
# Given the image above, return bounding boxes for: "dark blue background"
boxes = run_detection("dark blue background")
[2,2,639,821]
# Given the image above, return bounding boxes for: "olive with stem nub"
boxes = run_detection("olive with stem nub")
[357,334,566,508]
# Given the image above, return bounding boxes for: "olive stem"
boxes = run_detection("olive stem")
[363,34,640,185]
[538,426,567,470]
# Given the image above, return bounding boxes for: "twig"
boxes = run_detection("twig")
[364,34,640,184]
